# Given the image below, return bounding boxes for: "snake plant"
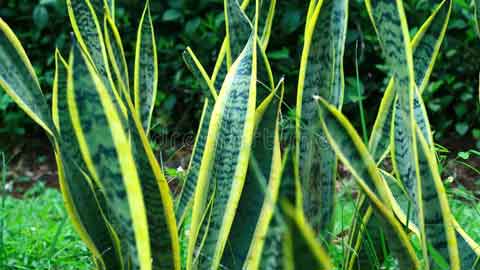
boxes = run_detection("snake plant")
[1,0,479,269]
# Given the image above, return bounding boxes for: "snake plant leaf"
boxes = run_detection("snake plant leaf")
[282,203,334,270]
[124,95,181,270]
[295,0,348,239]
[254,148,297,270]
[175,99,214,225]
[316,97,420,269]
[187,33,257,270]
[214,0,274,93]
[52,51,124,270]
[258,0,276,49]
[365,3,424,254]
[368,0,451,163]
[104,12,130,102]
[182,47,218,99]
[175,48,218,225]
[225,0,252,67]
[382,170,480,270]
[221,80,284,270]
[453,220,480,269]
[416,126,460,270]
[0,18,55,137]
[67,45,151,270]
[134,1,158,134]
[67,0,114,91]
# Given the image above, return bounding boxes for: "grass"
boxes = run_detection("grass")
[0,174,478,270]
[0,186,93,270]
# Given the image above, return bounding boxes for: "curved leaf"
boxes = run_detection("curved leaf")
[0,18,54,136]
[316,97,420,269]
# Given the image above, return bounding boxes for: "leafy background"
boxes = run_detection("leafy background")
[0,0,479,152]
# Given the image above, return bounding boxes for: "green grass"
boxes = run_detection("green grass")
[0,187,93,270]
[0,179,478,270]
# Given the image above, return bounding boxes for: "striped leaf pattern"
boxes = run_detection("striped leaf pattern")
[416,127,460,270]
[67,0,113,88]
[366,0,421,239]
[187,33,257,270]
[295,0,348,239]
[134,1,158,133]
[67,45,151,270]
[368,0,451,163]
[316,97,420,269]
[104,12,130,101]
[53,51,124,270]
[0,18,55,136]
[221,80,283,269]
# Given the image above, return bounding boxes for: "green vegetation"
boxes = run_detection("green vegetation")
[0,0,480,269]
[0,188,93,269]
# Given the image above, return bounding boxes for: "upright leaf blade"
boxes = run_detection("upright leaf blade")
[368,0,451,162]
[53,51,124,270]
[295,0,348,238]
[67,46,151,270]
[282,203,334,270]
[187,33,257,270]
[134,1,158,133]
[416,126,460,270]
[104,12,130,101]
[221,80,284,269]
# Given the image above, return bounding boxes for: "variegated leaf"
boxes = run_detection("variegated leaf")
[175,48,217,225]
[187,33,257,270]
[134,1,158,133]
[67,0,113,90]
[0,18,55,136]
[221,80,284,269]
[104,12,130,102]
[369,0,451,163]
[282,203,334,270]
[53,51,124,270]
[316,97,420,269]
[295,0,348,240]
[67,45,151,270]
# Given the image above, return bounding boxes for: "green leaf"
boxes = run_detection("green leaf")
[104,12,130,103]
[0,18,55,136]
[134,1,158,134]
[162,9,182,21]
[455,122,469,136]
[225,0,252,67]
[295,0,348,239]
[67,44,150,270]
[67,0,114,91]
[416,127,460,269]
[33,5,49,30]
[53,50,124,270]
[187,33,257,270]
[282,203,334,270]
[221,80,284,269]
[368,0,451,163]
[316,97,420,269]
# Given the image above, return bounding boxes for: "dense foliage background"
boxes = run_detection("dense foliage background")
[1,0,479,151]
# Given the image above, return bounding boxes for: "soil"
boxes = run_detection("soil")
[1,135,479,199]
